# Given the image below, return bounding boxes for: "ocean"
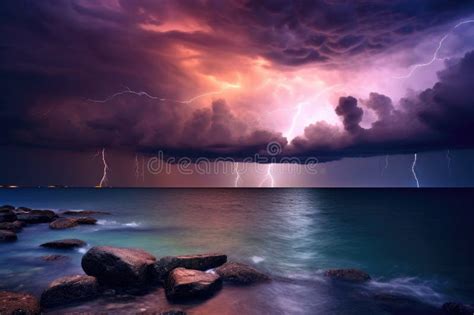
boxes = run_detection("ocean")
[0,188,473,314]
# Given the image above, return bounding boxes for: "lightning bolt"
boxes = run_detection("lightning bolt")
[394,19,474,79]
[233,163,242,187]
[381,155,389,176]
[87,84,240,104]
[259,164,274,187]
[134,154,140,181]
[97,148,109,188]
[411,153,420,188]
[446,150,452,176]
[141,155,145,183]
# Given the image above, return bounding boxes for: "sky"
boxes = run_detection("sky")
[1,0,474,187]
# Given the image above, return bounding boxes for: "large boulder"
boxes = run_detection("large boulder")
[40,275,99,307]
[215,262,270,284]
[81,246,156,287]
[74,217,97,225]
[442,302,474,315]
[17,210,57,224]
[0,291,41,315]
[40,239,86,249]
[49,218,78,230]
[165,268,222,300]
[62,210,110,216]
[151,253,227,282]
[0,205,15,210]
[0,221,24,233]
[324,268,371,283]
[0,230,17,242]
[0,209,17,223]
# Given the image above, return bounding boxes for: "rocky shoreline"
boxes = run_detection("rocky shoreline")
[1,204,473,315]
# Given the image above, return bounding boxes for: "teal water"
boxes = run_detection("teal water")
[0,188,473,314]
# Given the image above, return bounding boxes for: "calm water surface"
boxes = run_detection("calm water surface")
[0,188,473,314]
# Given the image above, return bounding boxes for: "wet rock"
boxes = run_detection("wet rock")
[41,255,69,262]
[82,246,156,287]
[62,210,110,216]
[151,253,227,282]
[41,275,99,307]
[165,268,222,300]
[0,230,17,242]
[17,210,57,224]
[0,291,41,315]
[442,302,474,315]
[49,218,78,230]
[0,209,17,223]
[74,217,97,225]
[324,268,371,283]
[0,221,24,232]
[40,239,86,249]
[215,262,270,284]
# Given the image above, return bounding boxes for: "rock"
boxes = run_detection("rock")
[165,268,222,300]
[160,311,186,315]
[62,210,110,216]
[40,275,99,307]
[151,253,227,282]
[324,268,371,283]
[17,210,57,224]
[17,206,32,212]
[74,217,97,225]
[49,218,78,230]
[40,239,86,249]
[0,221,24,233]
[0,230,17,242]
[0,210,17,223]
[442,302,474,315]
[0,291,41,315]
[215,262,270,284]
[0,205,15,210]
[82,246,156,287]
[41,255,69,262]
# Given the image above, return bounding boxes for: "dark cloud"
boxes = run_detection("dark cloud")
[289,50,474,160]
[0,0,473,162]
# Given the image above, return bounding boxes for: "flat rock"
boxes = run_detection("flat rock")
[324,268,371,283]
[0,205,15,210]
[62,210,110,216]
[152,253,227,282]
[74,217,97,225]
[49,218,78,230]
[41,275,99,307]
[0,210,17,223]
[40,239,86,249]
[41,255,70,262]
[17,210,57,224]
[0,221,24,232]
[215,262,270,284]
[442,302,474,315]
[0,291,41,315]
[0,230,17,242]
[82,246,156,287]
[165,268,222,300]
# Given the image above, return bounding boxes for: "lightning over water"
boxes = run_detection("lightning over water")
[98,148,110,188]
[411,153,420,188]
